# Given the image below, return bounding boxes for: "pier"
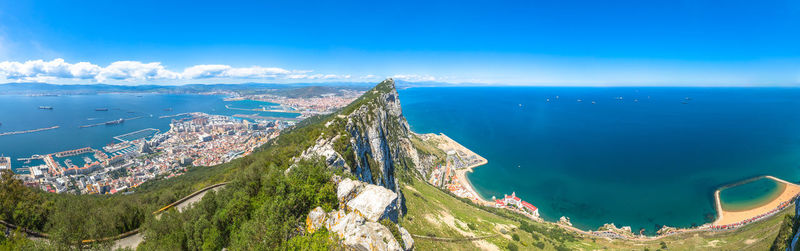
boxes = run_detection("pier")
[0,125,59,137]
[79,116,142,128]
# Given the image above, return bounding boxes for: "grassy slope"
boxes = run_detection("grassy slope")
[402,174,792,250]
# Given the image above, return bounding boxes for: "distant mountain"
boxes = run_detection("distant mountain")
[0,82,375,95]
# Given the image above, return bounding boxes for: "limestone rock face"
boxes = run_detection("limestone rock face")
[399,225,414,250]
[346,184,398,222]
[305,178,413,251]
[306,207,326,233]
[336,212,403,251]
[336,178,362,204]
[298,136,348,169]
[298,79,444,220]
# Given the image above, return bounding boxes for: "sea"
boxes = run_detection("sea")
[399,87,800,234]
[0,93,297,174]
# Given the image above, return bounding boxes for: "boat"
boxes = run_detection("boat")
[105,118,125,125]
[95,108,109,111]
[164,108,173,111]
[591,101,597,104]
[38,106,53,110]
[577,99,582,102]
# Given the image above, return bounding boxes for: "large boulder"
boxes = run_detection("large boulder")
[346,184,398,222]
[332,212,403,251]
[337,178,362,204]
[305,178,412,250]
[306,207,327,233]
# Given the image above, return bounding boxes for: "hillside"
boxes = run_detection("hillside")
[1,79,797,250]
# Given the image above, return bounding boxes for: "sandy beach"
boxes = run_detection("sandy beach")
[713,176,800,226]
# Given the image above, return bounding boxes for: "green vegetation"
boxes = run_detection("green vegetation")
[770,213,799,251]
[139,158,337,250]
[1,79,798,250]
[381,218,406,248]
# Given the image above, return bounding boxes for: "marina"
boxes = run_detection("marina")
[224,104,301,114]
[114,128,160,142]
[233,113,302,121]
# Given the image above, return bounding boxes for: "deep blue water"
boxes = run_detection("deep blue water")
[0,94,296,174]
[399,87,800,234]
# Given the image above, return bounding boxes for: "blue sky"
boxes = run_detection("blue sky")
[0,0,798,86]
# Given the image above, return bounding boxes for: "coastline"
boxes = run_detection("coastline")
[420,132,800,240]
[419,133,491,204]
[712,175,800,226]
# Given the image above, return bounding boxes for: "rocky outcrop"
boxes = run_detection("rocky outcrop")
[307,178,413,251]
[346,184,399,222]
[298,79,442,218]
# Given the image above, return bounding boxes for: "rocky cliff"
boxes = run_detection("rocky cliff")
[298,79,438,208]
[299,79,441,250]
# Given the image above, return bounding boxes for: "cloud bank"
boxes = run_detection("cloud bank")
[0,58,357,83]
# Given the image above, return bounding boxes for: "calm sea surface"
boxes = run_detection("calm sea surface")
[399,87,800,234]
[0,94,296,174]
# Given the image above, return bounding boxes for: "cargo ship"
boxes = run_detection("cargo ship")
[95,108,109,111]
[38,106,53,110]
[105,118,125,125]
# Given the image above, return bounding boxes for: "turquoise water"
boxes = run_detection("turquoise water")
[719,177,785,212]
[399,87,800,234]
[0,94,296,174]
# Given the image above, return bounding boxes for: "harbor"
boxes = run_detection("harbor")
[224,104,301,114]
[232,113,302,121]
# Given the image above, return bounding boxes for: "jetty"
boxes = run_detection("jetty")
[0,125,60,137]
[159,113,191,119]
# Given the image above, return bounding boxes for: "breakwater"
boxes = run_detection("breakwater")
[0,126,59,137]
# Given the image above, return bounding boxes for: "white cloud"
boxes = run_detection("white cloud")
[96,61,179,82]
[0,58,101,80]
[0,59,366,83]
[391,74,438,82]
[181,64,231,79]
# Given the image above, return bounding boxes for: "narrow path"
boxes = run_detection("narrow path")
[410,233,501,242]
